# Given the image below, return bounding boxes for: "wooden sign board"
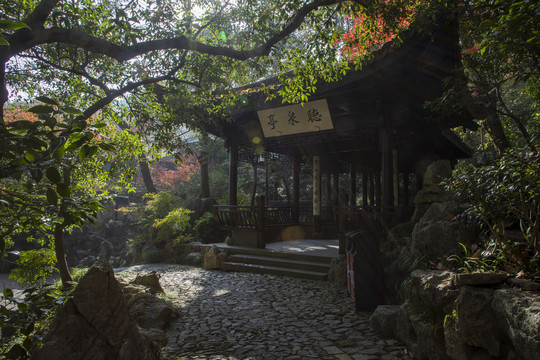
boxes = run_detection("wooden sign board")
[257,99,333,138]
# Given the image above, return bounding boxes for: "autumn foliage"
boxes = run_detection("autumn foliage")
[148,154,199,191]
[339,0,425,59]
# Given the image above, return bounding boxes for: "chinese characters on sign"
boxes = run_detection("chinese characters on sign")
[257,99,333,137]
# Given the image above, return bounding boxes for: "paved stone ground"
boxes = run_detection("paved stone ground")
[118,264,411,360]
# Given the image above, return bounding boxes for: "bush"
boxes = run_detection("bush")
[193,212,225,244]
[1,282,69,359]
[448,151,540,274]
[10,248,58,287]
[153,207,194,244]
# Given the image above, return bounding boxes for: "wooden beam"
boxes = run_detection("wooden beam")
[313,156,321,216]
[393,149,399,206]
[229,142,238,205]
[362,172,369,207]
[350,164,357,208]
[292,156,300,223]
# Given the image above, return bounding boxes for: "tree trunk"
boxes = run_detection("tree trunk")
[55,168,73,289]
[0,60,8,129]
[139,156,157,193]
[199,132,210,198]
[468,101,510,153]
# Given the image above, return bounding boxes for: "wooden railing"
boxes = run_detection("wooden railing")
[213,204,335,229]
[213,206,257,229]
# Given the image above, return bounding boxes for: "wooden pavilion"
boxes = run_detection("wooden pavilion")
[207,20,473,250]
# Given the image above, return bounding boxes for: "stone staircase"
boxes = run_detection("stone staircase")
[202,244,334,281]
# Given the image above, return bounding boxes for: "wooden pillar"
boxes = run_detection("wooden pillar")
[393,149,399,206]
[362,172,369,207]
[380,125,393,209]
[325,168,332,207]
[292,156,300,223]
[333,172,340,203]
[256,195,265,248]
[228,142,238,205]
[375,172,382,208]
[264,156,269,206]
[350,164,357,208]
[313,156,322,235]
[368,172,375,207]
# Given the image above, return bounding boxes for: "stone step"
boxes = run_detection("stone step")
[204,244,334,264]
[222,261,328,281]
[227,254,330,273]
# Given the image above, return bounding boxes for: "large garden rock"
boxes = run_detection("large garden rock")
[492,288,540,360]
[203,246,228,270]
[33,261,155,360]
[370,305,400,339]
[412,160,453,222]
[454,286,504,357]
[418,201,463,223]
[132,271,164,294]
[128,293,177,330]
[407,270,458,312]
[411,220,477,258]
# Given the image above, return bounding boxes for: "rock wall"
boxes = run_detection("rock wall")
[371,270,540,360]
[372,160,539,359]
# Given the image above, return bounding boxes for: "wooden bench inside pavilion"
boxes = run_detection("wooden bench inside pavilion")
[201,19,473,282]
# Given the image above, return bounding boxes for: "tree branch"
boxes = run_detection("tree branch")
[17,0,354,62]
[24,0,61,28]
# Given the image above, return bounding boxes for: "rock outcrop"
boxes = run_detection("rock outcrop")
[203,246,228,270]
[371,269,540,360]
[33,261,156,360]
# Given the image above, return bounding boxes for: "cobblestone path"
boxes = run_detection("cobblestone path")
[119,264,410,360]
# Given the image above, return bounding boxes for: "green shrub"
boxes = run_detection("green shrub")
[144,192,181,219]
[153,207,194,244]
[448,151,540,274]
[10,248,58,287]
[1,282,69,359]
[193,212,225,244]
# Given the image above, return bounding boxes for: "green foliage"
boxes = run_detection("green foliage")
[9,249,58,287]
[144,192,182,220]
[448,151,540,274]
[153,207,194,245]
[193,212,225,244]
[445,242,506,273]
[0,285,69,360]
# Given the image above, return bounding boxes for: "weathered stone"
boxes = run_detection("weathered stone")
[408,270,458,312]
[452,272,509,287]
[132,271,164,294]
[423,160,452,187]
[454,286,503,357]
[328,254,347,286]
[492,288,540,360]
[370,305,400,339]
[128,292,177,330]
[413,160,453,208]
[396,301,448,360]
[33,261,155,360]
[506,278,540,291]
[418,202,463,223]
[395,302,418,354]
[203,245,228,270]
[411,220,477,258]
[408,313,448,360]
[139,327,168,348]
[121,283,151,304]
[444,312,471,360]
